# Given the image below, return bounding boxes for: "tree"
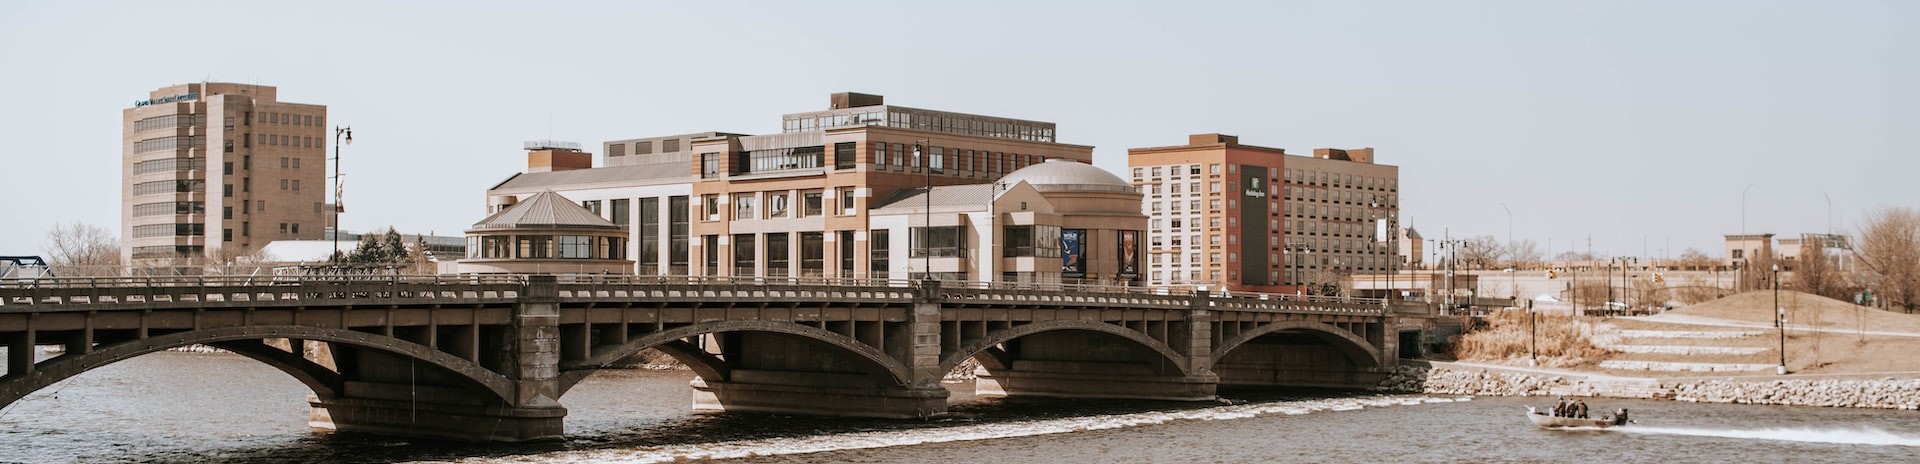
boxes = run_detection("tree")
[42,222,120,276]
[1457,235,1505,270]
[1853,207,1920,313]
[1675,248,1716,271]
[1503,239,1543,270]
[344,227,411,264]
[1792,238,1847,301]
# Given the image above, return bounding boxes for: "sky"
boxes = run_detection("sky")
[2,1,1915,260]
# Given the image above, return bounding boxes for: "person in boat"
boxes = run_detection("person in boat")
[1575,399,1589,419]
[1613,408,1630,425]
[1551,398,1564,417]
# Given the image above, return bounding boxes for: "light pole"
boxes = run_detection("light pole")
[913,141,932,281]
[1500,203,1513,296]
[1774,263,1786,375]
[330,126,352,262]
[1528,297,1538,366]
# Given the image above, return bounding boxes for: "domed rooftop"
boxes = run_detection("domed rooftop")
[469,191,620,231]
[999,159,1135,193]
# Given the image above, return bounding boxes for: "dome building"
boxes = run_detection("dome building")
[459,191,633,274]
[868,159,1146,285]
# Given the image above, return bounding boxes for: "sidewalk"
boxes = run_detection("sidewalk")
[1624,313,1920,339]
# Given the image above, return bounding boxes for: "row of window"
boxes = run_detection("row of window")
[1133,164,1398,192]
[870,143,1047,177]
[131,223,205,238]
[468,235,627,260]
[132,201,205,217]
[782,109,1057,143]
[130,157,205,175]
[131,245,203,259]
[705,188,850,221]
[133,136,203,154]
[259,111,320,127]
[132,114,202,132]
[131,179,205,196]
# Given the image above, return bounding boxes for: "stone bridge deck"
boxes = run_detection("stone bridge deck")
[1,275,1397,442]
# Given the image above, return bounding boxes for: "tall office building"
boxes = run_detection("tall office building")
[1128,134,1399,294]
[122,83,329,264]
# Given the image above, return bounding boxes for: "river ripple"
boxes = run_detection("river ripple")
[2,352,1916,463]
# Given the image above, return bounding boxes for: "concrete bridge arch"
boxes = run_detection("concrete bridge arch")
[936,320,1194,377]
[1212,320,1384,368]
[555,320,913,396]
[0,325,514,411]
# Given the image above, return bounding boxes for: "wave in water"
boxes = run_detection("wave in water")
[465,395,1469,464]
[1621,426,1920,447]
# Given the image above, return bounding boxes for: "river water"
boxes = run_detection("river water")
[2,351,1917,463]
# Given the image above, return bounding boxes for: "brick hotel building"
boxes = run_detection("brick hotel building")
[1128,134,1400,294]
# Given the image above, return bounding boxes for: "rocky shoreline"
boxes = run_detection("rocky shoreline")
[1378,363,1920,410]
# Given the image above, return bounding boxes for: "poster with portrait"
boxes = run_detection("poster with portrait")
[1061,229,1087,278]
[1118,230,1140,278]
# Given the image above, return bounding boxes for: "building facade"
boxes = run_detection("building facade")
[121,83,329,263]
[1128,134,1400,294]
[1723,233,1775,268]
[483,92,1098,280]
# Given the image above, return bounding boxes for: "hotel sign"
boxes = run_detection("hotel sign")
[135,92,198,107]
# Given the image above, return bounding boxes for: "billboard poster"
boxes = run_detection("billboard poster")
[1240,165,1271,284]
[1118,230,1140,278]
[1061,228,1087,278]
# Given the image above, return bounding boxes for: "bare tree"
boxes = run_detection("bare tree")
[1503,239,1543,269]
[1675,248,1716,271]
[1853,207,1920,313]
[1458,235,1505,270]
[1792,238,1847,300]
[42,222,121,276]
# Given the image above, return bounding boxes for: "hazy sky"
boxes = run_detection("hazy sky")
[3,1,1914,259]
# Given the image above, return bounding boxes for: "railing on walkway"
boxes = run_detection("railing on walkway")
[1,274,1388,316]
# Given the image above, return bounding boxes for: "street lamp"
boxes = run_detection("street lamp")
[330,125,352,262]
[1774,263,1786,375]
[913,140,932,282]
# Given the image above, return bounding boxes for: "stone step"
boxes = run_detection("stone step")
[1619,330,1761,339]
[1598,360,1775,372]
[1604,344,1769,355]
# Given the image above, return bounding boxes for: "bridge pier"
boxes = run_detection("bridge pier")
[690,374,949,418]
[310,397,566,442]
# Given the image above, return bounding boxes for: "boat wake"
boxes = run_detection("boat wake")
[1619,425,1920,447]
[501,395,1468,463]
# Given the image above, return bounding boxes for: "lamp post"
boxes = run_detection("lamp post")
[1285,244,1309,294]
[914,140,932,282]
[1500,203,1514,298]
[1528,297,1538,366]
[1774,263,1786,375]
[330,125,352,262]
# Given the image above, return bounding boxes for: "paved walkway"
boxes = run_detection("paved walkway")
[1624,313,1920,338]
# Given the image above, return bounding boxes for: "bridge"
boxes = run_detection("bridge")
[1,275,1400,442]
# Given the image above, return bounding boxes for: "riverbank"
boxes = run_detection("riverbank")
[1379,360,1920,410]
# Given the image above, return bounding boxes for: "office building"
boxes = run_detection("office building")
[1128,134,1400,294]
[122,83,329,263]
[475,93,1118,283]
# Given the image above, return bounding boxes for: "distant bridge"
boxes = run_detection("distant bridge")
[1,275,1400,441]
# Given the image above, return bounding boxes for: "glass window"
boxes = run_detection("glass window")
[704,194,721,219]
[733,233,756,276]
[768,192,789,218]
[734,193,756,220]
[803,190,823,216]
[612,198,630,225]
[910,226,967,258]
[558,235,595,259]
[801,232,824,277]
[838,187,856,214]
[669,196,688,274]
[869,229,890,279]
[766,233,790,277]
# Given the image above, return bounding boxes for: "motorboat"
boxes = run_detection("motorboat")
[1526,406,1631,428]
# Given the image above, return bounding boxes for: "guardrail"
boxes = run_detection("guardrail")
[2,274,1390,316]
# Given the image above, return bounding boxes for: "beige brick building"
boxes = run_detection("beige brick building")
[1128,135,1400,294]
[121,83,329,263]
